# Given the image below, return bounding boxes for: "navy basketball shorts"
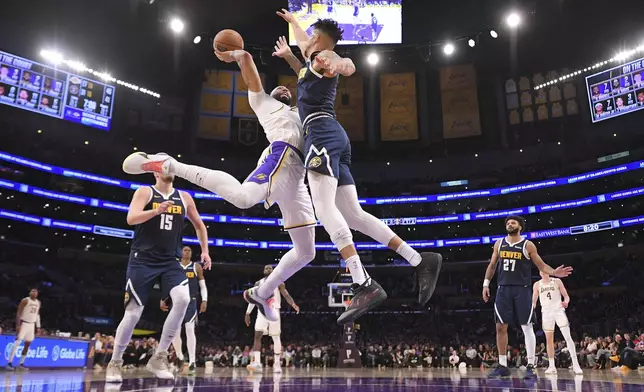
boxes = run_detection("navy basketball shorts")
[184,298,198,323]
[494,285,535,326]
[303,116,355,187]
[124,251,188,307]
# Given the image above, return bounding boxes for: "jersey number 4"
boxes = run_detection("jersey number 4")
[160,214,173,231]
[502,259,516,272]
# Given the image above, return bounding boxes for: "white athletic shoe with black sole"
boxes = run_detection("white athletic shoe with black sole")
[243,287,279,322]
[122,152,174,175]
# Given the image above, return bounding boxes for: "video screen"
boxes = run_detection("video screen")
[288,0,402,45]
[585,56,644,123]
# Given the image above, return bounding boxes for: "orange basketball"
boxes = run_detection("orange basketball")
[213,29,244,52]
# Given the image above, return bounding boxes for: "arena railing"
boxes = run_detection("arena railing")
[1,150,642,205]
[1,207,642,249]
[1,177,643,227]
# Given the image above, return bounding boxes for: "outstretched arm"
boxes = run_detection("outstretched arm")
[215,50,263,93]
[526,241,573,278]
[313,50,356,77]
[276,9,310,55]
[279,283,300,313]
[273,36,303,75]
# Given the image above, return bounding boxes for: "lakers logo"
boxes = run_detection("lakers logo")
[254,173,266,180]
[124,292,130,304]
[309,156,322,168]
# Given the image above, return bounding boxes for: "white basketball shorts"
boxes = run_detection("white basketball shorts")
[17,322,36,342]
[255,311,281,336]
[541,309,569,332]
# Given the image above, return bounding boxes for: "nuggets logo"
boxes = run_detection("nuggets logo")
[308,156,322,168]
[298,68,307,80]
[186,272,195,278]
[124,292,130,304]
[52,345,60,361]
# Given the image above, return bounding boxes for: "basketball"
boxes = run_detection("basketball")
[213,29,244,52]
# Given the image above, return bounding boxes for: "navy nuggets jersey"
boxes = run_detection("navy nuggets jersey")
[297,56,339,124]
[182,262,199,298]
[496,237,532,286]
[131,186,186,260]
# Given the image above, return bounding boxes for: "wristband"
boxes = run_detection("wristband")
[483,279,490,288]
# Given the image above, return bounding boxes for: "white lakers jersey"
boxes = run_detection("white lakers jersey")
[248,90,304,152]
[257,277,281,309]
[538,278,563,312]
[20,297,41,323]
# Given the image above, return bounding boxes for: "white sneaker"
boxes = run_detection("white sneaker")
[273,365,282,373]
[106,360,123,383]
[122,152,174,175]
[146,351,174,380]
[243,287,279,322]
[247,362,262,373]
[545,367,557,375]
[573,366,583,375]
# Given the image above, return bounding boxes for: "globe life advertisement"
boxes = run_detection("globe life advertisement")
[0,335,92,368]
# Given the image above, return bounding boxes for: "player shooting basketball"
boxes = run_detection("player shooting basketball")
[274,9,442,325]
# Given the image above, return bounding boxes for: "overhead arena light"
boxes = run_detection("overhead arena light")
[366,52,379,66]
[40,50,64,65]
[170,17,185,34]
[490,30,498,39]
[506,12,521,28]
[193,35,202,44]
[468,39,476,48]
[443,43,455,56]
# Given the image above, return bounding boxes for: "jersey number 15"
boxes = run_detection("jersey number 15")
[160,214,173,231]
[502,259,516,272]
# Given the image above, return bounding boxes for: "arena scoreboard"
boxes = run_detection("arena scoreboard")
[585,56,644,123]
[0,50,115,130]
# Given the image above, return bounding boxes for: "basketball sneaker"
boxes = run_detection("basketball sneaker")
[524,364,537,380]
[273,364,282,373]
[105,359,123,383]
[545,367,557,375]
[247,362,263,373]
[415,252,443,306]
[487,365,511,378]
[188,363,196,375]
[243,287,279,322]
[572,366,583,375]
[122,152,174,175]
[336,279,387,325]
[5,363,15,371]
[146,351,174,380]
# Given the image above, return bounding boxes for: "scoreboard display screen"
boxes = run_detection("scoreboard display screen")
[585,57,644,123]
[0,50,115,131]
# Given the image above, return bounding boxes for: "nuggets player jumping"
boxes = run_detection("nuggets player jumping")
[483,216,573,379]
[6,288,41,370]
[160,246,208,375]
[533,271,583,375]
[245,265,300,373]
[106,173,211,382]
[123,43,316,325]
[275,9,442,324]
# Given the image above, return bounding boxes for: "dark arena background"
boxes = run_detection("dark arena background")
[1,0,644,391]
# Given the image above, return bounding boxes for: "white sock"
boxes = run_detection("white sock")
[257,227,315,299]
[158,285,190,352]
[560,326,580,368]
[173,332,184,361]
[274,354,281,367]
[521,324,537,366]
[549,358,555,368]
[169,160,264,209]
[396,242,422,266]
[7,339,22,363]
[112,303,144,361]
[345,255,369,285]
[253,351,261,364]
[499,354,507,367]
[185,321,197,365]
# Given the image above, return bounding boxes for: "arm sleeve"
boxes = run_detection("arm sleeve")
[246,303,256,314]
[199,279,208,301]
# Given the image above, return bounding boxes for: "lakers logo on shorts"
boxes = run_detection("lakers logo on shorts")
[124,292,130,305]
[309,156,322,168]
[255,173,267,180]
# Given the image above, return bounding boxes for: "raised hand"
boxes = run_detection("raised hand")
[272,36,292,58]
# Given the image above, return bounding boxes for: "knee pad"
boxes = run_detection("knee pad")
[272,335,282,355]
[170,285,191,309]
[330,227,354,250]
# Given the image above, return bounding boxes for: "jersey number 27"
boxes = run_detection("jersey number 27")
[160,214,173,231]
[502,259,516,272]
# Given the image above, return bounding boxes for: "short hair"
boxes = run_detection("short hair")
[312,19,344,44]
[505,215,526,230]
